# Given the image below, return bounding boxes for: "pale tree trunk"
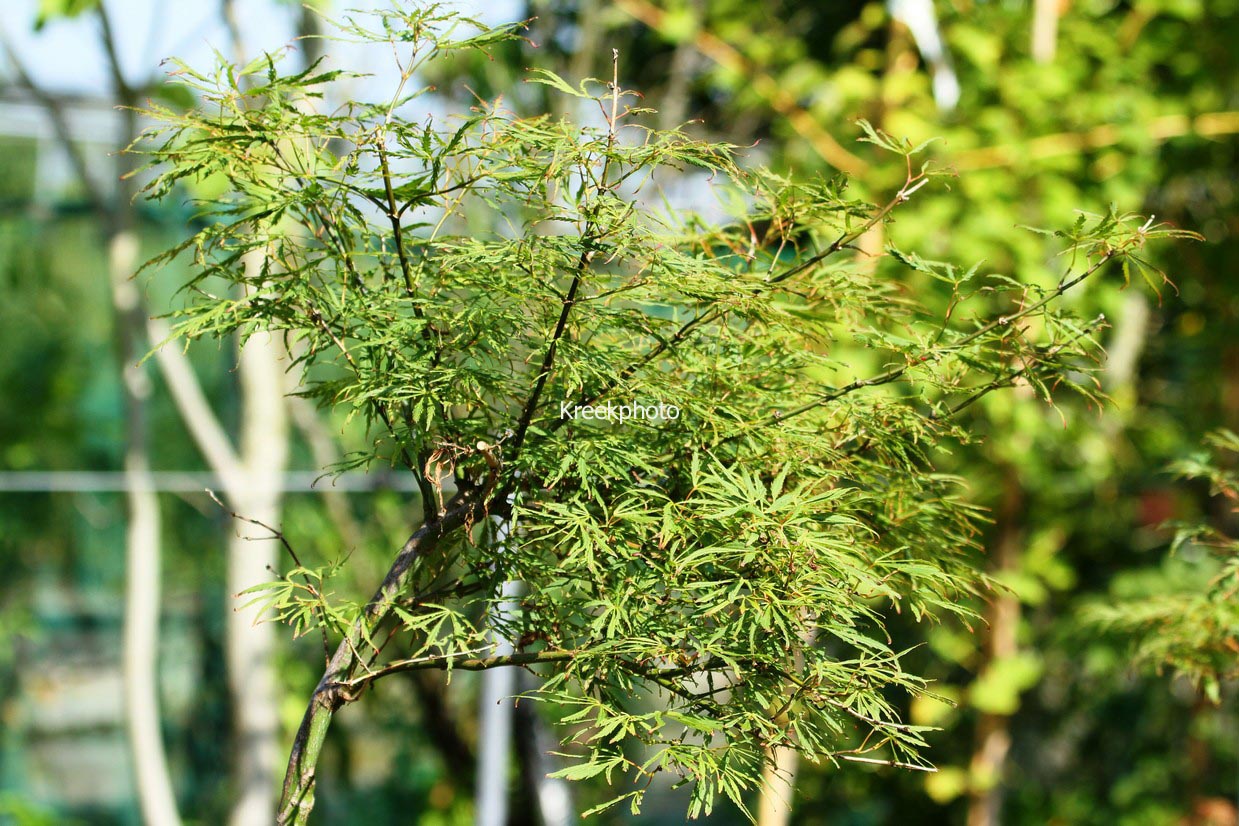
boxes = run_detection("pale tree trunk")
[96,7,185,819]
[112,227,184,826]
[154,248,291,825]
[474,523,574,826]
[227,326,290,826]
[475,646,516,826]
[110,5,291,819]
[757,746,800,826]
[152,261,292,826]
[1104,291,1150,394]
[94,9,184,818]
[514,670,575,826]
[213,7,298,822]
[475,514,519,826]
[1032,0,1064,64]
[10,5,294,821]
[756,623,811,826]
[153,254,292,826]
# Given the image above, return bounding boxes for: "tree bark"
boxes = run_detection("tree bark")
[113,227,184,826]
[227,258,291,826]
[1031,0,1062,64]
[97,7,185,818]
[756,746,799,826]
[278,484,505,825]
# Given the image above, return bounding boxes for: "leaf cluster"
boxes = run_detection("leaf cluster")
[1082,429,1239,703]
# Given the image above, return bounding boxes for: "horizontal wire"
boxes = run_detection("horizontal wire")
[0,470,422,493]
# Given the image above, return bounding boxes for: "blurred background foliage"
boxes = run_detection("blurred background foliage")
[0,0,1235,824]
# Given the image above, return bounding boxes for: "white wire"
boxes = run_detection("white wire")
[0,470,422,493]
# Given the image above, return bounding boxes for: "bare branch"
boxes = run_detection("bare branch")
[148,317,246,491]
[837,755,937,772]
[0,28,109,215]
[337,647,577,689]
[206,488,303,568]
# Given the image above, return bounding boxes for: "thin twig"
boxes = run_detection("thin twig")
[508,50,623,460]
[0,30,108,214]
[208,488,302,566]
[730,250,1117,436]
[207,489,332,664]
[837,755,937,772]
[336,644,562,689]
[562,166,926,422]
